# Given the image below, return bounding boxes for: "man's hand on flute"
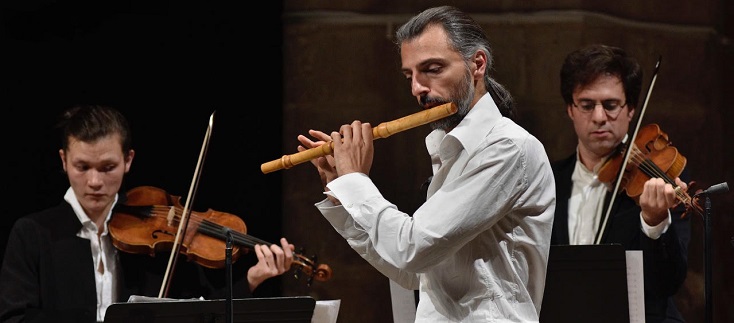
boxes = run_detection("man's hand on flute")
[332,121,374,177]
[297,129,340,205]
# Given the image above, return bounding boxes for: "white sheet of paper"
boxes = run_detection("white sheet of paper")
[626,250,645,323]
[312,299,341,323]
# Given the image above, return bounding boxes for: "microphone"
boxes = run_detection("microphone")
[695,182,729,196]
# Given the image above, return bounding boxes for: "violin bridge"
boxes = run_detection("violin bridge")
[167,207,176,226]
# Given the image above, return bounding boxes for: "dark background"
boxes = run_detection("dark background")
[1,1,286,296]
[3,2,733,322]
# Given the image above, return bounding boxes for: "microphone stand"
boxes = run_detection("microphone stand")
[703,194,712,323]
[695,182,729,323]
[225,230,233,323]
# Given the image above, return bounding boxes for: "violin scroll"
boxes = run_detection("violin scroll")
[680,181,704,218]
[292,251,333,286]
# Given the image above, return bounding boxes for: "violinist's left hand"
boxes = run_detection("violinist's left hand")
[640,177,687,226]
[246,237,295,292]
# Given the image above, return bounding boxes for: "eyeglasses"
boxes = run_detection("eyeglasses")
[572,99,626,118]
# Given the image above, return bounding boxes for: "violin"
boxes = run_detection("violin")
[596,123,702,218]
[109,185,332,285]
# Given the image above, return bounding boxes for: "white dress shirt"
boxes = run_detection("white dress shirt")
[568,155,607,244]
[65,188,120,322]
[316,94,556,322]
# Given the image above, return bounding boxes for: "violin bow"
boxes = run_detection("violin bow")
[159,111,215,298]
[595,56,661,245]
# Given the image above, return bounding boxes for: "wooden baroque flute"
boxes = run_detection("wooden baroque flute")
[261,102,458,174]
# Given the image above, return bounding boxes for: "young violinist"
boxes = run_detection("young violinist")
[552,44,691,322]
[0,105,295,323]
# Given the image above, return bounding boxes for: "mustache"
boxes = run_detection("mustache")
[419,95,449,107]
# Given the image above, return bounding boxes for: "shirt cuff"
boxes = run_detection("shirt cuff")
[640,211,671,240]
[326,172,383,230]
[326,173,380,207]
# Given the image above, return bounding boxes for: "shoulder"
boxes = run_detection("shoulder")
[10,203,79,237]
[551,153,576,172]
[478,120,554,181]
[492,120,553,166]
[486,119,540,149]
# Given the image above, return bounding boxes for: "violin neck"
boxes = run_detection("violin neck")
[197,219,271,249]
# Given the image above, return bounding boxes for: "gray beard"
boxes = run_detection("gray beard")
[430,73,475,131]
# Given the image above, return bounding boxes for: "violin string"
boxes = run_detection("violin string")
[628,147,692,205]
[630,150,698,214]
[162,207,321,276]
[146,206,323,273]
[629,148,672,181]
[149,206,270,248]
[124,202,327,280]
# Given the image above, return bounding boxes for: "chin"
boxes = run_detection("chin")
[83,198,110,210]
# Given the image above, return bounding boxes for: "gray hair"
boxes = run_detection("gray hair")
[395,6,515,120]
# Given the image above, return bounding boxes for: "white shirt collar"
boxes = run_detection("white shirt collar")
[63,187,117,238]
[426,93,502,166]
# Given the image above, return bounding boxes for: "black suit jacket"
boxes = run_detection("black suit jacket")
[0,201,254,323]
[551,153,690,323]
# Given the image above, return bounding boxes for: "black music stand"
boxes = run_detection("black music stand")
[540,244,630,323]
[104,296,316,323]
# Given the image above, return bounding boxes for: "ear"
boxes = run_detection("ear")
[124,149,135,173]
[626,106,635,120]
[59,149,67,172]
[566,104,575,119]
[472,50,487,79]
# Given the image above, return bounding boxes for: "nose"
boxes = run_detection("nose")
[87,170,103,188]
[410,75,429,98]
[590,104,608,123]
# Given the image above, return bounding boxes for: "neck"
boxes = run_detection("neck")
[85,206,111,235]
[577,146,603,172]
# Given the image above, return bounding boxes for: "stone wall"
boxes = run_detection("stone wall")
[280,3,734,323]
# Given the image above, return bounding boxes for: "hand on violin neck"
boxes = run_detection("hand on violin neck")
[639,177,685,226]
[247,237,295,292]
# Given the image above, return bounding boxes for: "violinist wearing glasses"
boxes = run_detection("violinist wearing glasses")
[550,44,691,322]
[0,105,295,323]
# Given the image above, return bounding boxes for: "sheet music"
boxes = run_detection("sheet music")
[312,300,341,323]
[126,295,203,303]
[626,250,645,323]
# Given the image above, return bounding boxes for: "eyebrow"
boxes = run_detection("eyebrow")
[402,57,446,73]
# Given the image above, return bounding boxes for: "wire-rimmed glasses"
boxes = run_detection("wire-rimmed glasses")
[572,99,626,118]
